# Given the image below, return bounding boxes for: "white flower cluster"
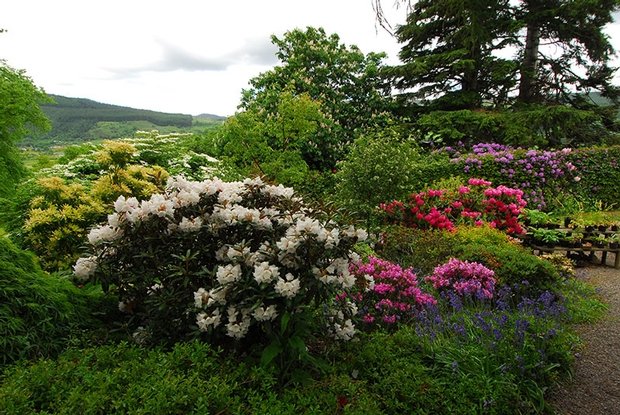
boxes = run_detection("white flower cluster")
[328,301,358,341]
[73,256,98,281]
[74,175,368,343]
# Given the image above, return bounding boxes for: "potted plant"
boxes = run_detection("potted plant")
[525,209,554,228]
[609,234,620,249]
[593,234,608,248]
[532,228,562,247]
[565,232,584,248]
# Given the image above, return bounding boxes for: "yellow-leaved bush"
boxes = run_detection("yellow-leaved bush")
[23,141,169,270]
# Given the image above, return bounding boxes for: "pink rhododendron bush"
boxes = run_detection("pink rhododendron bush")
[426,258,497,300]
[74,176,368,352]
[342,256,437,329]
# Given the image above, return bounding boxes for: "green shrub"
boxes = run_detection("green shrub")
[567,146,620,210]
[334,127,457,220]
[0,231,102,367]
[0,321,576,414]
[75,177,368,380]
[413,105,614,149]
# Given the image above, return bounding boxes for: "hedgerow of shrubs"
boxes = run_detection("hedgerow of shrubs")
[437,144,620,212]
[414,106,614,149]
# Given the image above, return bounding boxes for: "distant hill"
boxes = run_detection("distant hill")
[195,113,228,121]
[22,95,225,148]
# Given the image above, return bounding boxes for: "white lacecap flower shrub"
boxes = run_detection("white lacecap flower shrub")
[74,176,368,343]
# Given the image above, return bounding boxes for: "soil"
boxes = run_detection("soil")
[547,257,620,414]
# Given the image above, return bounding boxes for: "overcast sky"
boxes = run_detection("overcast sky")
[2,1,620,117]
[1,0,407,116]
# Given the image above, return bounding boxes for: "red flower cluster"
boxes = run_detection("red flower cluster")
[380,178,527,234]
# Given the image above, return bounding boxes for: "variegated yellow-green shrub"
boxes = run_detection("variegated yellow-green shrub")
[23,141,169,270]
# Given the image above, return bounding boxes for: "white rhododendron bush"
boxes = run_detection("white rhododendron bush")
[74,176,367,350]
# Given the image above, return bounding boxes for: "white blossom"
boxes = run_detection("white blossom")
[252,305,278,321]
[263,183,294,199]
[355,229,368,241]
[216,264,242,285]
[207,287,228,306]
[253,262,280,284]
[333,319,356,341]
[275,273,301,298]
[87,225,122,245]
[194,287,208,308]
[276,235,300,254]
[178,216,203,232]
[175,189,201,207]
[142,194,175,217]
[107,213,120,228]
[225,307,251,339]
[114,195,139,213]
[197,309,221,331]
[73,256,97,281]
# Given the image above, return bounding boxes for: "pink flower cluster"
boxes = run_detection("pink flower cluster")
[426,258,497,300]
[345,256,436,327]
[380,178,527,234]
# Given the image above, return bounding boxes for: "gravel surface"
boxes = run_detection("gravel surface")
[548,261,620,414]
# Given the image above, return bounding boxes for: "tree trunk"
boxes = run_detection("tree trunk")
[518,22,540,103]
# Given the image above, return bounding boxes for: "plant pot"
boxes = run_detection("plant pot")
[610,242,619,249]
[598,225,608,232]
[585,225,595,232]
[594,241,606,248]
[611,225,619,232]
[564,217,572,228]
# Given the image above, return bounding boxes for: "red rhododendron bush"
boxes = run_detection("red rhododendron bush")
[380,178,527,235]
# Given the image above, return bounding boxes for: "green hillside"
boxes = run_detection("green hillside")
[21,95,225,148]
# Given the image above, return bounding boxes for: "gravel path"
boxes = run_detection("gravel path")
[548,261,620,414]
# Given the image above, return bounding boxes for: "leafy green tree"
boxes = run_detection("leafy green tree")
[217,92,325,185]
[0,62,51,195]
[240,27,394,169]
[375,0,620,146]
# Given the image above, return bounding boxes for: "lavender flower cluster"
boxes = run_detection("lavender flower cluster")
[442,143,578,210]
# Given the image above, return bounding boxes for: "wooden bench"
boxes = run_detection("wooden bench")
[530,245,620,269]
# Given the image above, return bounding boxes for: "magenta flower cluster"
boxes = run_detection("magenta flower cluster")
[345,256,436,327]
[426,258,497,300]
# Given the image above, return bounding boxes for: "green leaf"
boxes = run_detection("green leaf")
[280,312,291,335]
[288,335,307,357]
[260,341,283,367]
